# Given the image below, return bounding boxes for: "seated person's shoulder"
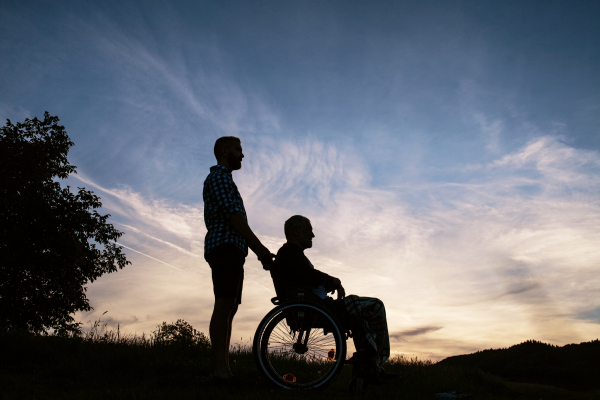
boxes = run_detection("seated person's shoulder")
[273,243,301,264]
[279,242,301,254]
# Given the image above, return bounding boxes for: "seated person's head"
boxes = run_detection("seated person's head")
[284,215,315,250]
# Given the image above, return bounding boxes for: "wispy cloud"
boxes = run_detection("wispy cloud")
[119,224,202,259]
[391,326,443,342]
[110,240,186,273]
[473,112,503,153]
[0,102,30,122]
[72,132,600,359]
[576,307,600,324]
[84,11,282,136]
[71,174,206,243]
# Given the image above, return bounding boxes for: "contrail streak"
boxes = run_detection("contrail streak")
[118,224,201,258]
[110,240,185,273]
[253,280,275,294]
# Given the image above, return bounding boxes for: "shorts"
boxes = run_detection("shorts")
[205,243,246,304]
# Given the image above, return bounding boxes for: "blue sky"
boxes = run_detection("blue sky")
[2,0,599,359]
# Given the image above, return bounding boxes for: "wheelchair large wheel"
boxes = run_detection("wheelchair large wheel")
[253,302,347,389]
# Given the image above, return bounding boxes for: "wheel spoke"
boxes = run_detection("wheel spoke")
[256,304,344,389]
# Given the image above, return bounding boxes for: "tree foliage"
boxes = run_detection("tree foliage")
[154,319,211,348]
[0,112,130,334]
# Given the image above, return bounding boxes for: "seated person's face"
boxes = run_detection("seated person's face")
[295,222,315,250]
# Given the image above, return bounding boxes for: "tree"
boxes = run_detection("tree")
[0,112,130,334]
[154,319,211,348]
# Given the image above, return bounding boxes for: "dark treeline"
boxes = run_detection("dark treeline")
[439,339,600,391]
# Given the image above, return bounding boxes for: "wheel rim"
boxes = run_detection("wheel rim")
[256,303,345,388]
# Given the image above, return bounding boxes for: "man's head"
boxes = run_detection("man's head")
[284,215,314,250]
[214,136,243,170]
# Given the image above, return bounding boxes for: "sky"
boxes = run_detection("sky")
[2,0,599,360]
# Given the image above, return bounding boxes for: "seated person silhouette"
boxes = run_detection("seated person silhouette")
[269,215,397,383]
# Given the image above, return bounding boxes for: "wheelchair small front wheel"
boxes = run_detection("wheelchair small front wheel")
[253,302,347,389]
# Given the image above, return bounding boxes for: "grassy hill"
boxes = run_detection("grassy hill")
[1,327,598,399]
[438,339,600,392]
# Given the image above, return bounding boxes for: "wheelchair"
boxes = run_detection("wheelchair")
[252,288,369,391]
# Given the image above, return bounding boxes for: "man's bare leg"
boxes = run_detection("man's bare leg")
[210,297,237,379]
[225,304,238,373]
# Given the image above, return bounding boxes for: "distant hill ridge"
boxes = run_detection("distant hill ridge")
[438,339,600,391]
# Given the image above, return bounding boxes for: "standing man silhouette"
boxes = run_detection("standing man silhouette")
[203,136,274,380]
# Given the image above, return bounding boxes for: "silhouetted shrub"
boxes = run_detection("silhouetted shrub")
[153,319,210,348]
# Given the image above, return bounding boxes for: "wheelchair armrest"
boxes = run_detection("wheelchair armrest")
[285,286,320,301]
[271,287,323,307]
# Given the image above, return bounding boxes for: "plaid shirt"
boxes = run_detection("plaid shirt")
[203,165,248,256]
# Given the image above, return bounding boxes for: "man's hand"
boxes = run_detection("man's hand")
[256,246,275,270]
[331,277,346,300]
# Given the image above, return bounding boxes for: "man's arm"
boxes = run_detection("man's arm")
[205,172,274,269]
[306,268,344,299]
[285,245,345,299]
[229,211,274,269]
